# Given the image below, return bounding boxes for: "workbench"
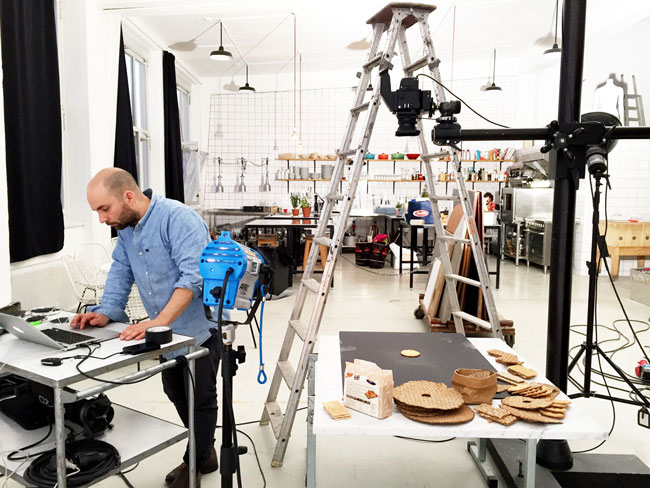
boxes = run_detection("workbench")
[0,319,208,487]
[307,333,608,488]
[598,220,650,277]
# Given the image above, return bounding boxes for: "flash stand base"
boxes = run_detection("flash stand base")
[487,439,650,488]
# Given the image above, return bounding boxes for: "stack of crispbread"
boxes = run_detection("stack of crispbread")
[393,380,474,424]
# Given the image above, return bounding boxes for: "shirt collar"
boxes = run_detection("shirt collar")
[136,191,158,230]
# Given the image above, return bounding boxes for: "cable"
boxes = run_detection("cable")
[394,436,456,443]
[257,284,267,384]
[416,73,510,129]
[236,429,266,488]
[74,345,161,385]
[7,421,54,462]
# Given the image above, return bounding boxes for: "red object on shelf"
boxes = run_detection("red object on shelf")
[378,154,389,159]
[406,153,420,159]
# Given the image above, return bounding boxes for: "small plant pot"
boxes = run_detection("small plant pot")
[302,207,312,218]
[451,369,497,405]
[292,208,300,216]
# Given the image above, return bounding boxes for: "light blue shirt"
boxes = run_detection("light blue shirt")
[88,192,223,357]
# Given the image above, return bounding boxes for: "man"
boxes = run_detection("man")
[484,192,497,212]
[71,168,219,487]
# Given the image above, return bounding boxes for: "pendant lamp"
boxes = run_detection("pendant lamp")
[544,0,562,55]
[210,23,233,61]
[239,64,255,92]
[483,49,502,91]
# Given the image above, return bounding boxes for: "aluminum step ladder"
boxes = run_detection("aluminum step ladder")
[260,2,502,468]
[624,74,646,126]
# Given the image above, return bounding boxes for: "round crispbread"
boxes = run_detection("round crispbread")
[393,381,464,411]
[400,349,421,358]
[502,395,553,410]
[400,404,475,424]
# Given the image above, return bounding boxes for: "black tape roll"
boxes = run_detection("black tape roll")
[146,326,173,345]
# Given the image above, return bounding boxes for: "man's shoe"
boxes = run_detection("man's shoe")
[200,445,219,474]
[168,463,201,488]
[165,446,218,484]
[165,463,185,485]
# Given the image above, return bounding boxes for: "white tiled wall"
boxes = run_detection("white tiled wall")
[203,75,520,213]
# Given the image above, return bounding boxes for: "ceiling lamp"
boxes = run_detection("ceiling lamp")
[482,48,502,92]
[210,23,233,61]
[544,0,562,55]
[347,35,371,50]
[223,77,240,92]
[239,64,255,92]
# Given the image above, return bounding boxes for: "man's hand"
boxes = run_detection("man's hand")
[120,321,155,341]
[70,312,110,330]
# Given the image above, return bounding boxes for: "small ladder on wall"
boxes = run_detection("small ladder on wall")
[624,74,646,126]
[260,2,503,468]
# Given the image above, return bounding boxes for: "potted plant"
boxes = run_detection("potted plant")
[290,193,300,216]
[395,201,402,217]
[300,196,312,218]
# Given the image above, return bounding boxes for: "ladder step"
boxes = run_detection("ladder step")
[302,278,320,293]
[337,149,356,158]
[430,195,460,202]
[351,102,370,114]
[421,151,450,160]
[289,319,308,341]
[313,236,332,247]
[404,55,436,73]
[264,401,284,439]
[278,360,296,388]
[452,311,492,331]
[446,273,482,288]
[327,193,345,201]
[438,235,470,244]
[363,53,382,70]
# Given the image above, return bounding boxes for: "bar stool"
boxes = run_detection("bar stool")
[302,234,328,271]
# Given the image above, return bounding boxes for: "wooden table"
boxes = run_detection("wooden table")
[598,221,650,277]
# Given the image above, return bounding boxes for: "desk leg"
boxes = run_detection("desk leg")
[467,439,498,488]
[306,354,317,488]
[55,387,67,488]
[410,230,415,289]
[187,346,197,488]
[524,439,537,488]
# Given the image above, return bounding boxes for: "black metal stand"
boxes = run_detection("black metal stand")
[566,171,650,410]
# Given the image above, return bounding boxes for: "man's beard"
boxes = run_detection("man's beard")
[111,207,139,230]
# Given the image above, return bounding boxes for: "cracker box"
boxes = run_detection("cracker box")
[343,359,393,419]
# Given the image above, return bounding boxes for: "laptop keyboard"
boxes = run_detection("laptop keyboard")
[41,328,94,345]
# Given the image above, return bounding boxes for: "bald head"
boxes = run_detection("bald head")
[87,168,149,230]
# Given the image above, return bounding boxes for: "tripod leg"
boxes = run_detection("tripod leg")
[595,344,650,408]
[568,343,587,374]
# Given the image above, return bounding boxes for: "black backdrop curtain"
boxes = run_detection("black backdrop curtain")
[114,28,138,181]
[162,51,184,202]
[0,0,64,262]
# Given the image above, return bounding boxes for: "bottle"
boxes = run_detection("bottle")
[421,184,429,198]
[371,220,379,240]
[351,220,356,236]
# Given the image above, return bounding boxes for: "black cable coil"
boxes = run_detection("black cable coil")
[24,439,120,487]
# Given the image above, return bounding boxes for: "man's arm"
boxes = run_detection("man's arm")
[120,288,193,340]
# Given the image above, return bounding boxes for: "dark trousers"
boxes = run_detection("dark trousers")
[161,334,220,465]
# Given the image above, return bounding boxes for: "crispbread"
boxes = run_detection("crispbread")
[474,404,518,426]
[552,399,572,405]
[507,364,538,379]
[393,381,464,411]
[323,401,351,420]
[499,403,564,424]
[496,384,510,394]
[399,404,475,424]
[539,409,565,419]
[487,349,507,358]
[502,395,553,410]
[496,371,525,385]
[495,353,523,365]
[400,349,421,358]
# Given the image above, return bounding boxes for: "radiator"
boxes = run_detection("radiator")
[10,258,77,311]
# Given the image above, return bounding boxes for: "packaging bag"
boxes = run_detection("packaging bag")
[343,359,393,419]
[355,242,371,266]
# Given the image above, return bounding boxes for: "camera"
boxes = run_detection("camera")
[380,69,433,136]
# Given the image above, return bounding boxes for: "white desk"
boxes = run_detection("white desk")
[308,335,608,488]
[0,321,208,487]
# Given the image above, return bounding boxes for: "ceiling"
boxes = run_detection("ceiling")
[100,0,650,82]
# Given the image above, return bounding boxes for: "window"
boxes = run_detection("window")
[124,51,149,189]
[177,86,190,142]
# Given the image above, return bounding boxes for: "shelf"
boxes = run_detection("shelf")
[436,159,515,163]
[277,178,333,182]
[277,158,337,162]
[438,180,506,183]
[366,179,424,182]
[364,158,421,162]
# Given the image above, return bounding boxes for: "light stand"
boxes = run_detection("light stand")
[567,152,650,413]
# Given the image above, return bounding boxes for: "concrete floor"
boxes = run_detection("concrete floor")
[5,255,650,487]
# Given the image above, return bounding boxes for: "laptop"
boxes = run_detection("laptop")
[0,312,120,350]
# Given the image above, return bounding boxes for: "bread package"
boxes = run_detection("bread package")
[343,359,393,419]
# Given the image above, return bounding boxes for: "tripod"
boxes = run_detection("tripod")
[567,162,650,413]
